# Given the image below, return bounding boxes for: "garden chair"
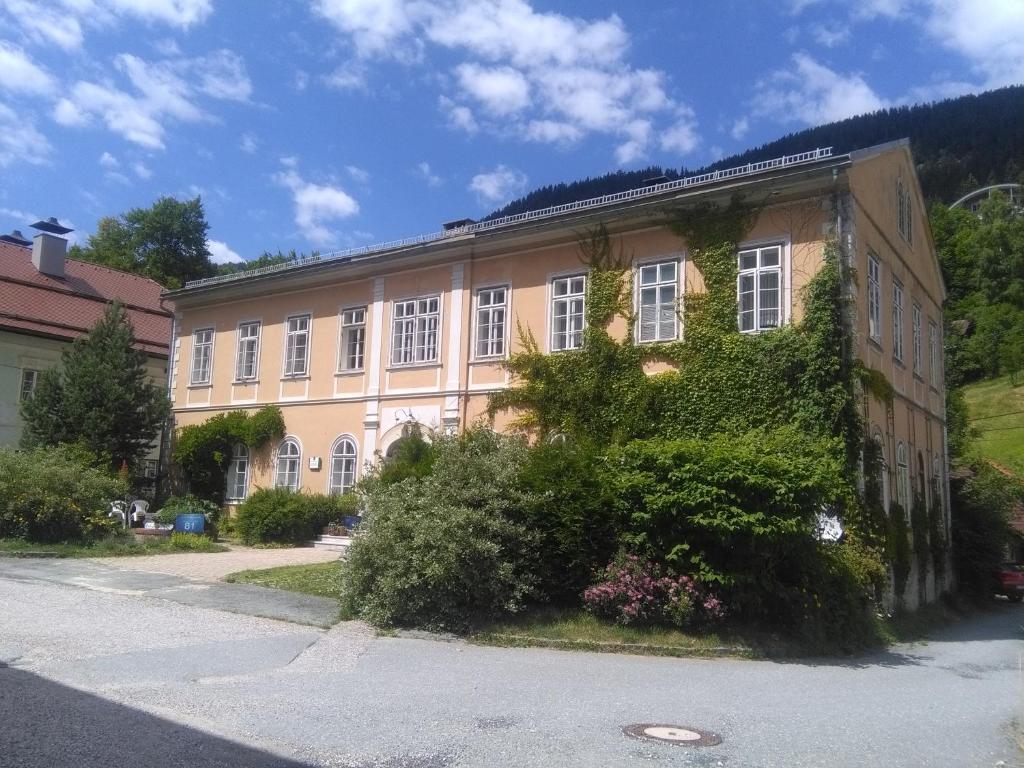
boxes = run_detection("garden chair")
[129,500,151,524]
[108,500,127,527]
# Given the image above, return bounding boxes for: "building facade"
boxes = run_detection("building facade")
[0,222,172,483]
[166,141,949,604]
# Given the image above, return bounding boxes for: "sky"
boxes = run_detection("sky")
[0,0,1022,267]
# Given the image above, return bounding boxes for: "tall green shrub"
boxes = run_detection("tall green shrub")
[0,446,126,542]
[235,488,357,545]
[343,429,539,631]
[951,459,1020,597]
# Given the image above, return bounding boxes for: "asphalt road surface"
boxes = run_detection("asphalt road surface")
[1,557,1021,768]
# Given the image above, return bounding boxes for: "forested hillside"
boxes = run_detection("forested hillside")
[488,85,1024,220]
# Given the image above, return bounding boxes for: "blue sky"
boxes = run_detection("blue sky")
[1,0,1021,267]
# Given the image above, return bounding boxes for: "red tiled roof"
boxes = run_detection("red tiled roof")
[0,240,172,357]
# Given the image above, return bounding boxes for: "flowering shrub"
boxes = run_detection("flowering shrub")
[583,555,725,628]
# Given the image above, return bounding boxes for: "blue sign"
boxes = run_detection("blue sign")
[174,513,206,533]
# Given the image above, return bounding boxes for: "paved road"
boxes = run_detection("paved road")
[90,543,339,581]
[1,559,1021,768]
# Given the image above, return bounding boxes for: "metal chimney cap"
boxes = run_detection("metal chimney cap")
[30,217,73,235]
[0,229,32,246]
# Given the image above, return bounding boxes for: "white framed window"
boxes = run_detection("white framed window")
[912,303,922,374]
[867,253,882,343]
[474,286,508,358]
[19,369,39,401]
[929,321,941,387]
[391,296,440,366]
[190,328,214,385]
[892,280,904,363]
[283,314,311,377]
[329,437,358,495]
[274,438,301,490]
[225,444,249,501]
[340,307,366,371]
[737,244,782,333]
[551,275,586,351]
[235,322,260,381]
[872,430,890,511]
[896,442,909,512]
[637,260,679,342]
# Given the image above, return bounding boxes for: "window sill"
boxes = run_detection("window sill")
[636,337,680,345]
[893,359,906,370]
[280,375,311,382]
[867,337,883,353]
[187,382,212,389]
[232,379,259,385]
[469,355,507,364]
[335,369,365,376]
[386,361,441,371]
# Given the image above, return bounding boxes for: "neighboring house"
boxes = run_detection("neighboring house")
[0,219,173,484]
[165,139,950,606]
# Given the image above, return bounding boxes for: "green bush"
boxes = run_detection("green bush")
[0,445,127,543]
[342,429,539,631]
[235,488,358,545]
[170,532,214,550]
[951,459,1020,597]
[156,495,221,528]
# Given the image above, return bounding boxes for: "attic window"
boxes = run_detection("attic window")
[897,179,913,245]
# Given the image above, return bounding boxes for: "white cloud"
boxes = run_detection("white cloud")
[0,102,51,166]
[416,161,442,186]
[439,95,478,134]
[108,0,212,26]
[469,164,527,206]
[315,0,700,164]
[455,63,531,116]
[730,116,750,141]
[924,0,1024,87]
[273,165,360,245]
[133,161,152,179]
[852,0,909,20]
[193,49,252,101]
[660,111,700,156]
[207,238,244,264]
[0,206,39,223]
[240,132,258,153]
[752,53,889,126]
[0,41,55,95]
[0,0,84,49]
[294,69,310,91]
[346,165,370,183]
[811,24,850,47]
[53,49,252,149]
[279,155,298,167]
[525,120,582,144]
[99,151,119,168]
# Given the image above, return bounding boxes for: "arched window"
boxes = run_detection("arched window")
[917,451,927,505]
[275,438,301,490]
[896,442,909,512]
[329,437,357,495]
[225,444,249,501]
[872,429,889,510]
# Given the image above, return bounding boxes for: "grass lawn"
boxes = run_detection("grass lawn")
[962,375,1024,477]
[224,561,345,601]
[471,607,762,658]
[0,534,227,558]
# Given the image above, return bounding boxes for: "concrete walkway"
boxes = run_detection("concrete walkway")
[89,543,338,581]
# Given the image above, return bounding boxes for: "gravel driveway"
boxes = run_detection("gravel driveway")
[89,543,338,581]
[1,560,1021,768]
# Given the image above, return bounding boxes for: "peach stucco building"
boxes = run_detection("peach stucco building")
[164,140,950,603]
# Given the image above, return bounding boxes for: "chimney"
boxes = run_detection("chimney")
[29,217,73,279]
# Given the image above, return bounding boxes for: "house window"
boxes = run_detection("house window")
[340,307,366,371]
[391,296,440,365]
[235,322,260,381]
[912,303,922,374]
[283,315,311,377]
[274,438,301,490]
[225,444,249,501]
[892,281,904,363]
[474,287,507,358]
[637,260,678,342]
[873,430,890,510]
[19,369,39,401]
[190,328,214,385]
[867,253,882,343]
[896,442,909,513]
[737,244,782,333]
[897,179,913,245]
[551,275,586,351]
[929,321,941,386]
[329,437,357,495]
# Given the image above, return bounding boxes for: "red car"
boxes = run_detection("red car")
[995,563,1024,602]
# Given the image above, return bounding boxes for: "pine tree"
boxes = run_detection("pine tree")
[20,302,171,470]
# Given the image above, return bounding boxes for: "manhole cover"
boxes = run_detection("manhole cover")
[623,723,722,747]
